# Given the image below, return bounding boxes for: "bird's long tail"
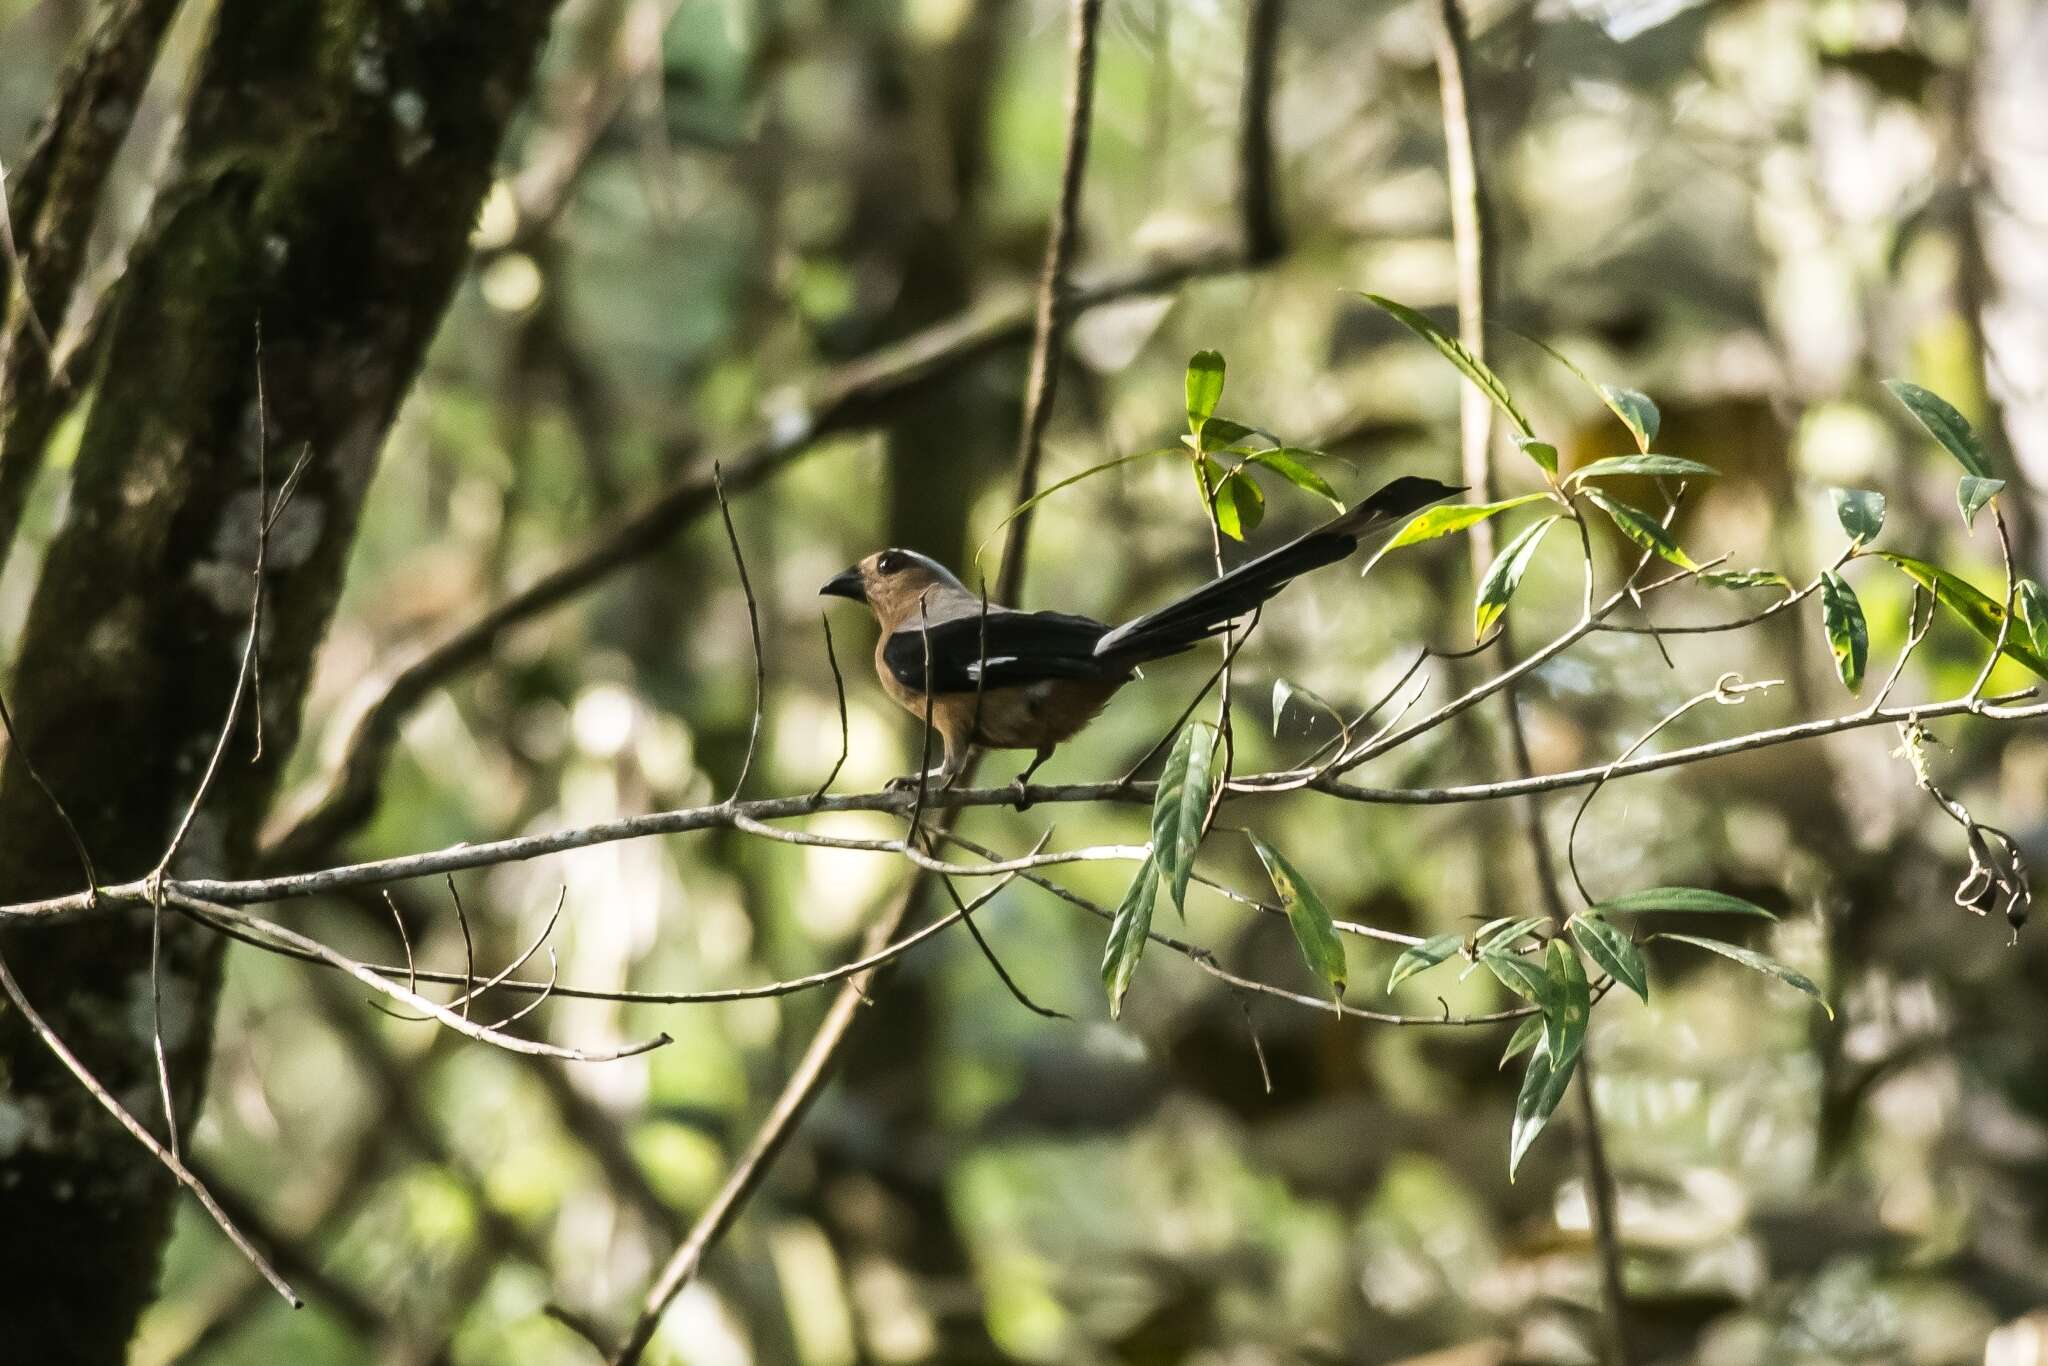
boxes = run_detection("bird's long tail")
[1091,474,1457,664]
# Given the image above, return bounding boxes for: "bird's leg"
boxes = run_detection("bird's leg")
[1010,745,1054,811]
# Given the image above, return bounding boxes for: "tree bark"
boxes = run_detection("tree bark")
[0,2,562,1359]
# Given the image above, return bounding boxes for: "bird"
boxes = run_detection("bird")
[819,473,1460,795]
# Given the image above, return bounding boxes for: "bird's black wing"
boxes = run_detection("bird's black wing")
[881,609,1119,695]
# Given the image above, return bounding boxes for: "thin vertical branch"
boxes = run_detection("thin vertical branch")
[608,5,1108,1360]
[1432,1,1630,1359]
[1237,0,1287,263]
[996,0,1105,602]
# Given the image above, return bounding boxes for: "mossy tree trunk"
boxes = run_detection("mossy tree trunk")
[0,2,562,1359]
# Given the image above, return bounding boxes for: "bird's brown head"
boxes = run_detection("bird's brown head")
[820,548,970,629]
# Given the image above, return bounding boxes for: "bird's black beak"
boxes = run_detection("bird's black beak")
[820,566,865,601]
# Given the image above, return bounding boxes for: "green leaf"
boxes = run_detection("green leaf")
[1248,834,1348,999]
[1476,916,1548,952]
[1830,488,1886,543]
[981,448,1178,556]
[1212,467,1265,540]
[1820,570,1868,694]
[1514,435,1559,476]
[1543,939,1591,1074]
[1702,568,1793,591]
[1475,515,1561,637]
[1499,1015,1542,1068]
[1599,384,1660,452]
[1569,454,1715,482]
[1570,914,1649,1004]
[1194,416,1258,450]
[1595,886,1777,918]
[1151,721,1218,914]
[1886,378,1993,479]
[1383,493,1552,552]
[1877,552,2048,679]
[1509,1035,1578,1180]
[1653,933,1833,1018]
[1186,351,1225,428]
[1387,932,1464,991]
[1246,447,1343,508]
[1481,948,1552,1005]
[1361,293,1535,438]
[1100,858,1158,1020]
[1584,489,1700,571]
[2016,579,2048,657]
[1958,475,2005,530]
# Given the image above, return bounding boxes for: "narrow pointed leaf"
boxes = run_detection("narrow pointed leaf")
[1100,858,1159,1019]
[1197,416,1258,450]
[1877,552,2048,679]
[1481,948,1552,1005]
[1543,939,1591,1073]
[1585,489,1700,570]
[1595,886,1777,918]
[1388,932,1464,991]
[1829,488,1886,543]
[1475,515,1562,637]
[1151,721,1219,913]
[2016,579,2048,657]
[1212,468,1265,540]
[1248,834,1348,999]
[1653,932,1833,1018]
[982,448,1179,553]
[1246,447,1343,508]
[1570,454,1715,482]
[1702,568,1793,591]
[1886,379,1993,478]
[1819,570,1868,694]
[1509,1036,1578,1180]
[1515,434,1559,476]
[1384,493,1552,552]
[1499,1015,1542,1068]
[1477,916,1548,952]
[1958,475,2005,530]
[1570,914,1649,1003]
[1361,293,1534,438]
[1599,385,1660,451]
[1186,350,1225,428]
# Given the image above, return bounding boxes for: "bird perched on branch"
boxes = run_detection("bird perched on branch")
[821,474,1459,794]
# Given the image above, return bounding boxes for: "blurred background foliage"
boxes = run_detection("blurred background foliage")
[7,0,2048,1361]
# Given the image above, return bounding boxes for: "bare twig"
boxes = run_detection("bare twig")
[0,688,98,897]
[1237,0,1287,263]
[713,463,766,800]
[0,943,302,1307]
[811,613,851,800]
[446,875,477,1022]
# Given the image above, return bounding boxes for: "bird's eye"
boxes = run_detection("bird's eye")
[877,551,905,575]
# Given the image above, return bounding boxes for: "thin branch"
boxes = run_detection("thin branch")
[1236,0,1287,263]
[0,943,302,1308]
[713,463,766,800]
[0,687,98,897]
[811,612,851,800]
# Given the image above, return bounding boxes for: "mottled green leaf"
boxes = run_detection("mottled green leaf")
[1820,570,1868,694]
[1388,932,1464,991]
[1248,834,1348,999]
[1702,569,1793,591]
[1594,886,1777,918]
[1570,454,1716,482]
[1514,434,1559,476]
[1886,379,1993,478]
[1361,293,1535,438]
[1247,447,1343,508]
[1186,350,1225,427]
[1477,916,1548,952]
[1958,475,2005,530]
[1383,493,1551,552]
[1585,489,1700,571]
[1101,858,1158,1020]
[1570,914,1649,1004]
[1830,488,1886,543]
[2017,579,2048,658]
[1482,948,1552,1005]
[1653,933,1833,1018]
[1877,552,2048,679]
[1509,1035,1578,1179]
[1543,939,1591,1073]
[1599,385,1660,452]
[1499,1015,1542,1068]
[1151,721,1218,913]
[1475,515,1561,637]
